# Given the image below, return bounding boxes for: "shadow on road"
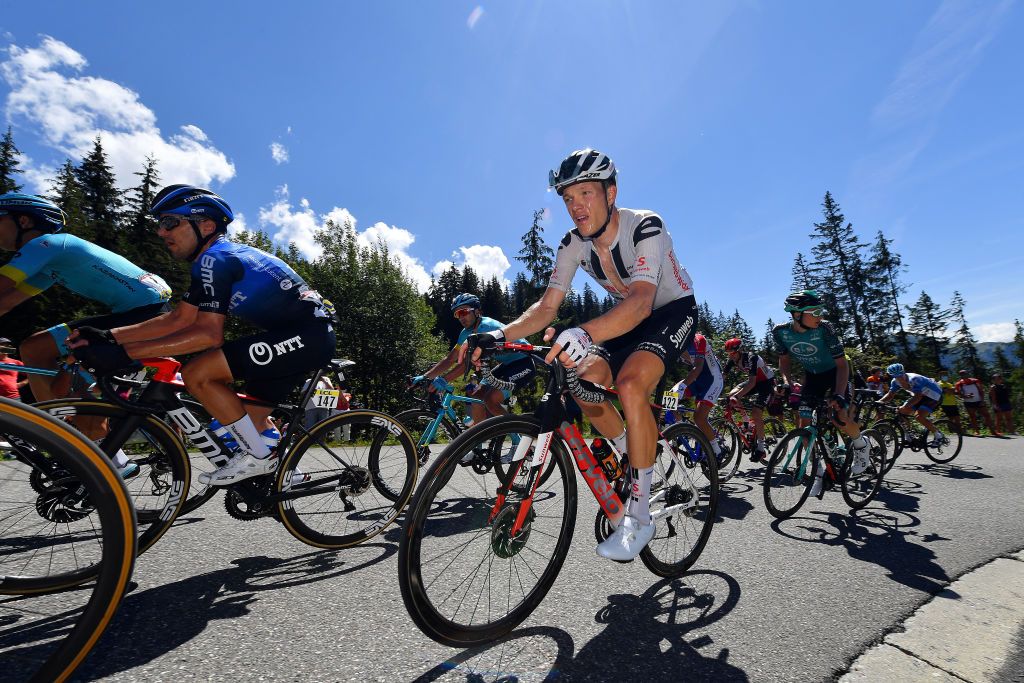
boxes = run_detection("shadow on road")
[62,544,396,680]
[891,462,992,480]
[412,571,748,682]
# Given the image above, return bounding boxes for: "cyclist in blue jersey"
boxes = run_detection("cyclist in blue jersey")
[878,363,945,446]
[773,290,871,494]
[414,293,535,425]
[0,193,171,403]
[462,149,699,561]
[68,185,336,486]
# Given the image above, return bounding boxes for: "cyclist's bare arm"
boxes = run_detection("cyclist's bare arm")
[120,308,225,359]
[833,356,850,395]
[423,345,461,380]
[101,303,198,345]
[733,375,756,398]
[0,276,31,317]
[499,286,566,341]
[683,355,705,387]
[778,354,793,386]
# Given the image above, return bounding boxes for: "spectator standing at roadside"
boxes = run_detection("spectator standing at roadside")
[955,370,1000,436]
[990,373,1015,435]
[0,337,27,400]
[937,370,963,434]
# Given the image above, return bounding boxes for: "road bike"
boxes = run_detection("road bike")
[0,397,137,682]
[35,356,417,551]
[398,342,718,647]
[763,400,887,519]
[709,398,786,478]
[869,403,963,474]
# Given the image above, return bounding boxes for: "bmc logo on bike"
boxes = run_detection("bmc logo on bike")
[166,407,230,467]
[159,480,185,521]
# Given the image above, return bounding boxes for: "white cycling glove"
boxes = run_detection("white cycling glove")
[554,327,592,365]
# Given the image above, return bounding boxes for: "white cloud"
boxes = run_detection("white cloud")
[974,322,1016,343]
[255,186,433,291]
[1,36,235,191]
[467,6,485,29]
[270,142,289,165]
[433,244,512,288]
[226,211,248,238]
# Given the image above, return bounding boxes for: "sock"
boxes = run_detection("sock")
[112,449,129,468]
[225,416,272,460]
[757,438,765,450]
[852,435,867,448]
[610,429,628,456]
[626,464,655,524]
[711,439,723,456]
[261,426,281,450]
[209,418,240,452]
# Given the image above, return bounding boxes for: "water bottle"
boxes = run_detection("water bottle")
[591,437,623,481]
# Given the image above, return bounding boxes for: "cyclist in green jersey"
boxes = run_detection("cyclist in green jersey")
[772,290,871,494]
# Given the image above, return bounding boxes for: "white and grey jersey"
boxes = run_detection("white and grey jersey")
[547,207,695,310]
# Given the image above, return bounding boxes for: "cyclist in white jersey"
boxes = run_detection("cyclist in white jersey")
[463,148,698,561]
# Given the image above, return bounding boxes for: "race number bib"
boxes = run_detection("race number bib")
[312,389,340,409]
[661,392,679,411]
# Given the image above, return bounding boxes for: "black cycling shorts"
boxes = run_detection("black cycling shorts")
[589,295,698,376]
[801,367,852,409]
[749,379,774,409]
[221,321,336,402]
[483,356,537,398]
[940,404,960,419]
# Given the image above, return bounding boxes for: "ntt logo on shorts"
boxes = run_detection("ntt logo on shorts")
[248,335,306,366]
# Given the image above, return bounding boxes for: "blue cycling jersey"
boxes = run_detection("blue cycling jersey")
[457,316,527,364]
[891,373,942,400]
[0,233,170,312]
[182,238,332,329]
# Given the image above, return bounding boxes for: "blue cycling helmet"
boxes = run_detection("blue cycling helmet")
[150,184,233,261]
[0,193,67,247]
[886,363,906,377]
[451,293,481,312]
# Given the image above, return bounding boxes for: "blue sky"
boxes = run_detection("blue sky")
[2,1,1021,341]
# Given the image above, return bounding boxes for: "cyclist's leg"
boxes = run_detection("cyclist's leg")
[574,352,623,441]
[19,326,64,401]
[469,384,504,423]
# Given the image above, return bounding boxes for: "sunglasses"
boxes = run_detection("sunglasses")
[803,308,825,317]
[453,307,475,318]
[156,215,189,232]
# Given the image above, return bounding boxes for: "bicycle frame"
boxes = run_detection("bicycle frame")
[779,403,843,482]
[413,380,484,447]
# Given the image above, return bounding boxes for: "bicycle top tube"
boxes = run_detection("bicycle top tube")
[0,361,59,377]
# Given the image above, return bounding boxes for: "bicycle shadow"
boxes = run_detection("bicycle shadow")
[413,571,748,682]
[771,509,952,595]
[5,544,396,681]
[715,482,756,523]
[891,462,991,480]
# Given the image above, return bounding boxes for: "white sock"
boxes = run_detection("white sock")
[112,449,129,468]
[626,464,655,524]
[226,416,272,459]
[610,429,628,456]
[853,435,867,448]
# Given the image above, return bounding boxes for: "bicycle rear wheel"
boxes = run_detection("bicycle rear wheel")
[840,429,886,509]
[640,423,718,577]
[870,419,903,474]
[763,429,816,519]
[277,410,417,548]
[709,418,740,482]
[763,417,787,450]
[26,399,189,582]
[924,418,963,464]
[0,397,136,682]
[398,415,577,647]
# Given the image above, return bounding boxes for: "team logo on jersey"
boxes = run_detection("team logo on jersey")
[632,217,662,246]
[790,341,818,357]
[280,279,293,290]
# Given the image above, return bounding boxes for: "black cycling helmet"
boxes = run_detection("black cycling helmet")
[451,293,481,312]
[549,148,618,241]
[0,192,68,248]
[150,184,233,261]
[784,290,825,313]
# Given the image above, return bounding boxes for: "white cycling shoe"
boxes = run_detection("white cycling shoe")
[850,438,871,475]
[199,452,278,486]
[596,514,656,562]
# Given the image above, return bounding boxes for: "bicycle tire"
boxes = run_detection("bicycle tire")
[0,397,136,683]
[398,414,577,647]
[763,428,817,519]
[28,399,189,578]
[763,417,787,449]
[924,418,963,464]
[708,418,740,482]
[639,422,718,577]
[870,419,903,473]
[277,410,417,548]
[840,428,886,509]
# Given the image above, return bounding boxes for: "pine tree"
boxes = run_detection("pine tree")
[807,192,868,348]
[791,252,814,291]
[760,318,778,364]
[949,291,985,379]
[697,301,715,339]
[480,276,507,321]
[580,283,599,323]
[74,136,124,253]
[0,127,24,193]
[865,230,911,357]
[121,156,189,297]
[514,208,555,304]
[906,291,951,373]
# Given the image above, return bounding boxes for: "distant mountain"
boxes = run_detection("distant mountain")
[904,335,1019,369]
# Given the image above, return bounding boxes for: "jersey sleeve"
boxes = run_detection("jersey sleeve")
[0,240,56,295]
[771,325,789,356]
[547,231,581,292]
[820,321,845,358]
[629,214,666,287]
[182,252,240,315]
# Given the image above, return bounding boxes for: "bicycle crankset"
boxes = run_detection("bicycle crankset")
[224,476,277,521]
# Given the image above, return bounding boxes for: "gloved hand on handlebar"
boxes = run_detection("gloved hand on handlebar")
[74,343,134,376]
[411,375,428,386]
[830,393,849,410]
[68,325,116,349]
[431,376,450,392]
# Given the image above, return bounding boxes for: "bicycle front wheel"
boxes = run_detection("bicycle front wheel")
[0,397,136,682]
[841,429,886,509]
[924,418,963,464]
[398,415,577,647]
[640,423,718,577]
[277,410,417,548]
[709,418,740,483]
[763,429,817,519]
[870,419,903,474]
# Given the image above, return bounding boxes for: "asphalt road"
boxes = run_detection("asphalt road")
[10,434,1024,682]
